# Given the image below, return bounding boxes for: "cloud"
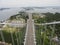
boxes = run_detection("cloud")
[0,0,60,7]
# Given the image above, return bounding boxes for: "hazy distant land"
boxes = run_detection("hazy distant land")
[0,8,10,11]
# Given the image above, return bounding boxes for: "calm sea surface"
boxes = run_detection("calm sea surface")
[0,7,60,21]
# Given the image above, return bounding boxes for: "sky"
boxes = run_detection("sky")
[0,0,60,8]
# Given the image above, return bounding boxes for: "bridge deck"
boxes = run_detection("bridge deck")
[24,13,36,45]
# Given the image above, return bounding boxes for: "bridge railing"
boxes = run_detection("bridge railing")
[35,21,60,45]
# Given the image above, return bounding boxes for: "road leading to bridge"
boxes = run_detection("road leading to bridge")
[24,13,36,45]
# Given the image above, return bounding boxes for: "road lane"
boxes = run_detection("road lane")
[24,13,36,45]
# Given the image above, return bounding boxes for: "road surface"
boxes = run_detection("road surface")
[24,13,36,45]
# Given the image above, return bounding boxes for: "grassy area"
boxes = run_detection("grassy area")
[32,13,46,23]
[35,25,56,45]
[32,12,60,45]
[9,11,28,23]
[0,11,28,45]
[0,25,26,45]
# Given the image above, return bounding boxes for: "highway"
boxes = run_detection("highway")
[24,13,36,45]
[35,21,60,25]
